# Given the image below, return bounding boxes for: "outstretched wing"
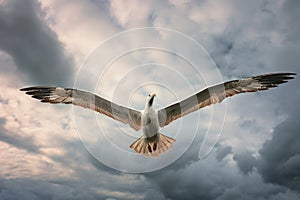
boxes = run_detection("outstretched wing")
[158,73,296,127]
[21,87,142,130]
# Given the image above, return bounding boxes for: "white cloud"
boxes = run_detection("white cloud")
[0,141,74,179]
[110,0,153,28]
[39,0,120,68]
[188,1,233,33]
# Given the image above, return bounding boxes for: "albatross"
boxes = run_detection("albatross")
[21,72,295,157]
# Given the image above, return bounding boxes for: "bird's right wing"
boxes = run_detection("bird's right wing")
[21,87,142,131]
[158,73,296,127]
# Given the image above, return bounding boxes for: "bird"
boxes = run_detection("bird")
[21,72,295,157]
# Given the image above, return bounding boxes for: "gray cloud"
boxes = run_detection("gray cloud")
[202,0,299,79]
[0,0,73,86]
[0,178,104,200]
[233,151,256,175]
[144,156,291,200]
[280,0,300,44]
[258,105,300,191]
[216,144,232,162]
[0,118,39,153]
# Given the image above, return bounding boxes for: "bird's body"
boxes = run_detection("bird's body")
[130,94,176,156]
[142,106,159,138]
[21,72,296,157]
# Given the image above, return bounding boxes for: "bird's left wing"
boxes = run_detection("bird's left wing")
[158,73,296,127]
[21,87,142,130]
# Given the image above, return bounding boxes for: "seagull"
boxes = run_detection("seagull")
[21,72,295,157]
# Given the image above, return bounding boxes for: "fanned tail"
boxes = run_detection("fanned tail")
[130,133,175,157]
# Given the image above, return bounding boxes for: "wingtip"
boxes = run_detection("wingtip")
[20,87,29,91]
[20,86,59,94]
[290,72,297,78]
[283,72,296,78]
[20,86,41,91]
[280,72,296,79]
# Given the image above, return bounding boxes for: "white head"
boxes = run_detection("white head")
[146,93,156,108]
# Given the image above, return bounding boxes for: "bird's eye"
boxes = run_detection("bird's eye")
[148,94,151,97]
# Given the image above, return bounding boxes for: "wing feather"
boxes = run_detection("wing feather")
[21,87,141,130]
[158,73,296,127]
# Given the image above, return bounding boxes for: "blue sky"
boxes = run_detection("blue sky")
[0,0,299,199]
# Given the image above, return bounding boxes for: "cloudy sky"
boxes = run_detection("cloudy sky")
[0,0,300,199]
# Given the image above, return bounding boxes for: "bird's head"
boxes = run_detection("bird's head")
[146,93,156,107]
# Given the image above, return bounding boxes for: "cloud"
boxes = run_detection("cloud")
[233,151,256,175]
[216,144,232,161]
[279,0,300,44]
[109,0,154,28]
[144,154,296,200]
[0,0,73,86]
[39,0,120,65]
[0,118,39,152]
[258,104,300,191]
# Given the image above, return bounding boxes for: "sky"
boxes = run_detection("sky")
[0,0,299,199]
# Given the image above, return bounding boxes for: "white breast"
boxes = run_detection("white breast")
[141,107,160,138]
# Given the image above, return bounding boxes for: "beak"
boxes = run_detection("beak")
[148,93,156,106]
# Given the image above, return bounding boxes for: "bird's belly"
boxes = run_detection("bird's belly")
[143,122,159,138]
[142,109,159,138]
[142,111,159,138]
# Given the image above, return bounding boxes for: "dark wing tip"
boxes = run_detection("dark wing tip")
[20,86,56,91]
[253,72,296,86]
[20,87,31,91]
[20,86,57,102]
[285,72,296,76]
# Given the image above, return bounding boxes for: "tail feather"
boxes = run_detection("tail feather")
[130,133,175,157]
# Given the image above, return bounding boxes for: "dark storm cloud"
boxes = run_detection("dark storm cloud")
[233,151,256,175]
[0,0,73,86]
[146,162,229,200]
[257,105,300,191]
[144,156,291,200]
